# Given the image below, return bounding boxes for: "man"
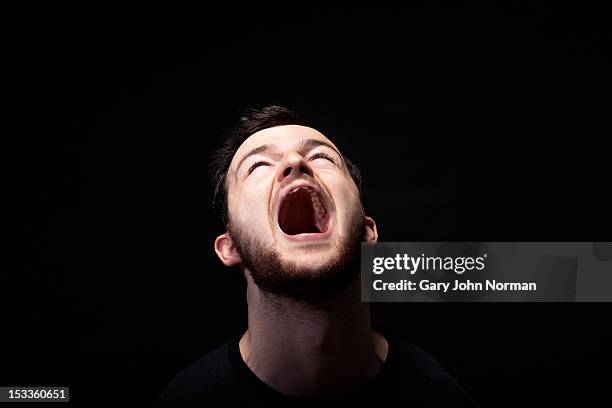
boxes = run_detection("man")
[155,106,477,407]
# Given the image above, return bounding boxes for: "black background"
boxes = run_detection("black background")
[8,5,612,407]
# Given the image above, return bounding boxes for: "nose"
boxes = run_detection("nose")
[277,152,314,182]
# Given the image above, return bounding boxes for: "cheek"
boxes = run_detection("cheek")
[324,178,361,217]
[340,190,362,223]
[323,174,359,202]
[230,184,273,229]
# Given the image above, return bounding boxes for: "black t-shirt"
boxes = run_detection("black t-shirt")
[155,332,478,407]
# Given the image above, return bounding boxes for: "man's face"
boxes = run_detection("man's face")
[223,125,368,299]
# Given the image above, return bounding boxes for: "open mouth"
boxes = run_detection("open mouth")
[277,186,330,236]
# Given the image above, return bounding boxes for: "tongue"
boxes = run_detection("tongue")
[279,190,320,235]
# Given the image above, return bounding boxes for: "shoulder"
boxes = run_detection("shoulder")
[384,334,479,407]
[154,338,242,407]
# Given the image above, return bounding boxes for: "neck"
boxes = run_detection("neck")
[239,271,388,398]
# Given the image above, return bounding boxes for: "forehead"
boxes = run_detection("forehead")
[230,125,340,171]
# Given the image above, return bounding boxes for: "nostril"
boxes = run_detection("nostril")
[283,167,292,177]
[299,165,312,176]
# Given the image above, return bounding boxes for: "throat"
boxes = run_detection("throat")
[239,325,385,399]
[240,279,383,398]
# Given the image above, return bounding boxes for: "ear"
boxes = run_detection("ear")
[363,216,378,244]
[214,232,242,267]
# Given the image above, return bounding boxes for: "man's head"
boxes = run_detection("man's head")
[211,106,377,302]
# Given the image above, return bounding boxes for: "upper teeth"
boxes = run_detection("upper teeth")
[291,187,312,193]
[310,191,327,217]
[288,187,327,217]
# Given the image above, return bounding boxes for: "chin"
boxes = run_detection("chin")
[280,252,336,273]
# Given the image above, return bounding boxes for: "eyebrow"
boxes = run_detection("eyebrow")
[234,138,343,175]
[235,144,274,176]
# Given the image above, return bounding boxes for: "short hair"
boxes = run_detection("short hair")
[210,105,362,229]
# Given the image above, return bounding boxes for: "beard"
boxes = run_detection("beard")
[227,203,365,303]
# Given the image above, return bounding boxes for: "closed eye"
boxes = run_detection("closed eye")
[248,160,270,175]
[310,152,336,164]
